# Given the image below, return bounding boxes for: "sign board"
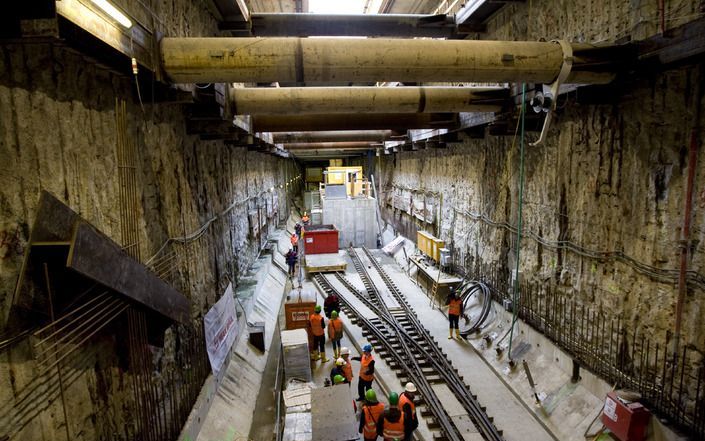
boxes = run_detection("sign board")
[603,397,618,422]
[204,283,239,375]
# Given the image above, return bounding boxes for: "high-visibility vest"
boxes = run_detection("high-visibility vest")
[290,234,298,245]
[359,353,374,381]
[327,318,343,339]
[309,313,324,336]
[341,362,353,382]
[448,297,462,316]
[381,412,405,440]
[398,393,416,418]
[362,402,385,439]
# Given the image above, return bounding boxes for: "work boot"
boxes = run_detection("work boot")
[311,350,319,361]
[320,352,330,363]
[448,329,453,339]
[455,329,462,340]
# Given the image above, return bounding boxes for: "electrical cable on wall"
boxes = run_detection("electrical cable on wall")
[508,83,527,361]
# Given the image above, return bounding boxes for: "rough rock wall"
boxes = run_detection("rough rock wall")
[379,0,705,354]
[0,1,298,439]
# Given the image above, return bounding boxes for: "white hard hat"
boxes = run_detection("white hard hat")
[336,358,346,366]
[340,347,350,355]
[405,382,417,393]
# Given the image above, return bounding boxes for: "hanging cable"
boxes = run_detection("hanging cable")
[508,83,526,361]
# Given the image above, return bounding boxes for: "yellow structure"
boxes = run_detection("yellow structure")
[324,166,369,197]
[417,230,445,262]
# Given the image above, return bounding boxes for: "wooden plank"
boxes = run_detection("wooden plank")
[311,385,358,441]
[67,221,190,323]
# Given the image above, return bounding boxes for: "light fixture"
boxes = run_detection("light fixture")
[530,92,552,113]
[90,0,133,28]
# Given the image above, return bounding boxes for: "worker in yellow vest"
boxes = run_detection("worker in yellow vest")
[309,305,328,362]
[377,392,405,441]
[359,389,385,441]
[398,383,419,441]
[446,287,463,339]
[352,344,375,401]
[327,310,344,359]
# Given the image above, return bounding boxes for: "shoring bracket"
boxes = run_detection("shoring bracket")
[529,39,573,147]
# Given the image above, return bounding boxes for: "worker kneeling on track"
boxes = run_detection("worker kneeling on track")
[309,305,328,362]
[330,358,350,384]
[377,392,405,441]
[359,389,385,441]
[399,382,419,441]
[352,344,375,401]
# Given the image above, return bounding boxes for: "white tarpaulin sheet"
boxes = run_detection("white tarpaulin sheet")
[204,283,238,375]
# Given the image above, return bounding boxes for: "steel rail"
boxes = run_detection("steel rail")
[357,247,504,441]
[312,273,463,441]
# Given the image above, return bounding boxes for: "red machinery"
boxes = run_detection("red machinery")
[601,391,651,441]
[303,224,339,255]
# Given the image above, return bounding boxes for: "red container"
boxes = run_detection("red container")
[304,224,339,255]
[600,391,651,441]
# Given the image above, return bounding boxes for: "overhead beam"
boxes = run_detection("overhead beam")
[272,130,397,143]
[231,86,504,114]
[245,13,483,37]
[283,142,376,150]
[251,113,459,132]
[161,37,618,85]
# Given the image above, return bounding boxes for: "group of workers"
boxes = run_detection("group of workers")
[309,301,418,441]
[286,214,310,277]
[359,383,418,441]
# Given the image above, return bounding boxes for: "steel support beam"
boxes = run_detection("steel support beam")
[272,130,396,143]
[161,37,617,84]
[231,86,503,114]
[282,142,376,150]
[245,13,483,37]
[251,113,458,132]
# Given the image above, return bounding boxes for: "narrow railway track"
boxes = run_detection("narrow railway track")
[312,247,504,441]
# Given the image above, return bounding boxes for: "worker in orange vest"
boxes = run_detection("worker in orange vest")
[327,310,344,359]
[352,344,375,401]
[340,347,354,383]
[309,305,328,362]
[398,383,419,441]
[330,358,349,384]
[359,389,385,441]
[377,392,405,441]
[446,287,463,339]
[290,232,298,253]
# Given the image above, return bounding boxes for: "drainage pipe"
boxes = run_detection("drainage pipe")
[230,86,503,115]
[252,113,458,132]
[161,37,617,84]
[272,130,396,143]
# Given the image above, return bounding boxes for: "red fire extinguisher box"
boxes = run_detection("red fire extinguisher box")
[303,224,339,255]
[601,391,651,441]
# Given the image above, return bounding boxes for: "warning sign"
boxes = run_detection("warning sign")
[603,397,618,422]
[292,311,309,322]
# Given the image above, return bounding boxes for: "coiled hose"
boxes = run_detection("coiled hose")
[457,280,494,337]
